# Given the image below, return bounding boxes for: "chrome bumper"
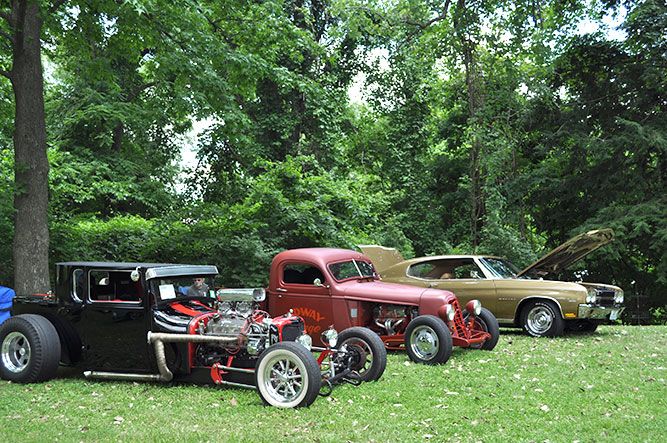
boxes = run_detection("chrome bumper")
[578,304,624,321]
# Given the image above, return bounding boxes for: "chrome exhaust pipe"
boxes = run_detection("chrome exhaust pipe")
[84,333,241,383]
[84,371,163,382]
[148,332,239,382]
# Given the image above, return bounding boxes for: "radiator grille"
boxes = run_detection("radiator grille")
[281,323,304,342]
[448,297,468,338]
[596,289,616,308]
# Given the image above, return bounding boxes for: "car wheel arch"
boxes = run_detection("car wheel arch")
[514,296,565,325]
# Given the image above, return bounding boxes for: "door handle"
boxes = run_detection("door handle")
[276,288,287,292]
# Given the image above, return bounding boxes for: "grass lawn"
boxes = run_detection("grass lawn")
[1,325,665,442]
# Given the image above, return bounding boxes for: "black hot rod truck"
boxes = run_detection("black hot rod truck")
[0,262,386,408]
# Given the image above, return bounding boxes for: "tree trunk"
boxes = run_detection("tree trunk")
[457,0,485,249]
[10,0,51,295]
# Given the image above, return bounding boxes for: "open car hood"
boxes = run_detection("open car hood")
[517,229,614,278]
[357,245,405,273]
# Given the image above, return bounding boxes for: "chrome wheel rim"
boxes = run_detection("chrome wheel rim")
[1,332,31,373]
[527,306,554,335]
[261,353,306,404]
[410,326,439,360]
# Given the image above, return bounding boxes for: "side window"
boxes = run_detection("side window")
[89,270,141,303]
[453,262,484,279]
[283,264,325,285]
[73,269,84,301]
[408,263,436,278]
[408,261,454,279]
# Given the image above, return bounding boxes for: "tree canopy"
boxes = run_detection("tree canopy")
[0,0,664,320]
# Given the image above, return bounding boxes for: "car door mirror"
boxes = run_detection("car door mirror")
[313,278,329,288]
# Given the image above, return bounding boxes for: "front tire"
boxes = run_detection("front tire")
[566,320,599,334]
[255,342,321,408]
[336,327,387,381]
[520,300,564,337]
[0,314,61,383]
[404,315,453,365]
[462,307,500,350]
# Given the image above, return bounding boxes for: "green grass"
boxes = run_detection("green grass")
[1,325,665,442]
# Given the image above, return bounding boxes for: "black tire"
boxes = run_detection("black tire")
[41,313,82,365]
[255,342,321,408]
[566,320,599,334]
[462,307,500,350]
[336,327,387,382]
[404,315,453,365]
[520,300,564,337]
[0,314,61,383]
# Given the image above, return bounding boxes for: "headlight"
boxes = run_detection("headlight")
[586,288,597,304]
[321,328,338,348]
[444,304,456,322]
[614,290,624,304]
[465,300,482,316]
[296,334,312,351]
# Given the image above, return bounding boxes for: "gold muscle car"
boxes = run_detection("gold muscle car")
[359,229,624,337]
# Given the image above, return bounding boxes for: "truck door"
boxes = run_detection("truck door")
[267,262,334,341]
[80,268,152,371]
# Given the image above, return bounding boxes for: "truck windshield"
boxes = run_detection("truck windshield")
[328,260,377,282]
[149,276,216,301]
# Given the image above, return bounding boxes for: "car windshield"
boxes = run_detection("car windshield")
[479,258,526,279]
[328,260,377,282]
[149,276,216,301]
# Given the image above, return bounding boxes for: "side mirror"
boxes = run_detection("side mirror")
[130,269,141,282]
[313,278,328,288]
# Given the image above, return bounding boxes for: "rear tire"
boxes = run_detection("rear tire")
[0,314,61,383]
[255,342,321,408]
[404,315,452,365]
[337,327,387,381]
[41,313,82,365]
[520,300,564,337]
[462,307,500,350]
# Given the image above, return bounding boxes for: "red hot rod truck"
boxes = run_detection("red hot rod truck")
[0,261,386,408]
[263,248,500,365]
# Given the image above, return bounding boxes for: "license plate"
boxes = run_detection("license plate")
[610,309,619,320]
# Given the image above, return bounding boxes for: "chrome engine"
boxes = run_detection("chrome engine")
[197,288,270,360]
[205,316,248,335]
[373,304,413,335]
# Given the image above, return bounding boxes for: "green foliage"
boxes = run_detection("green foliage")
[648,306,667,325]
[518,0,666,305]
[48,147,177,220]
[50,215,159,263]
[0,147,13,286]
